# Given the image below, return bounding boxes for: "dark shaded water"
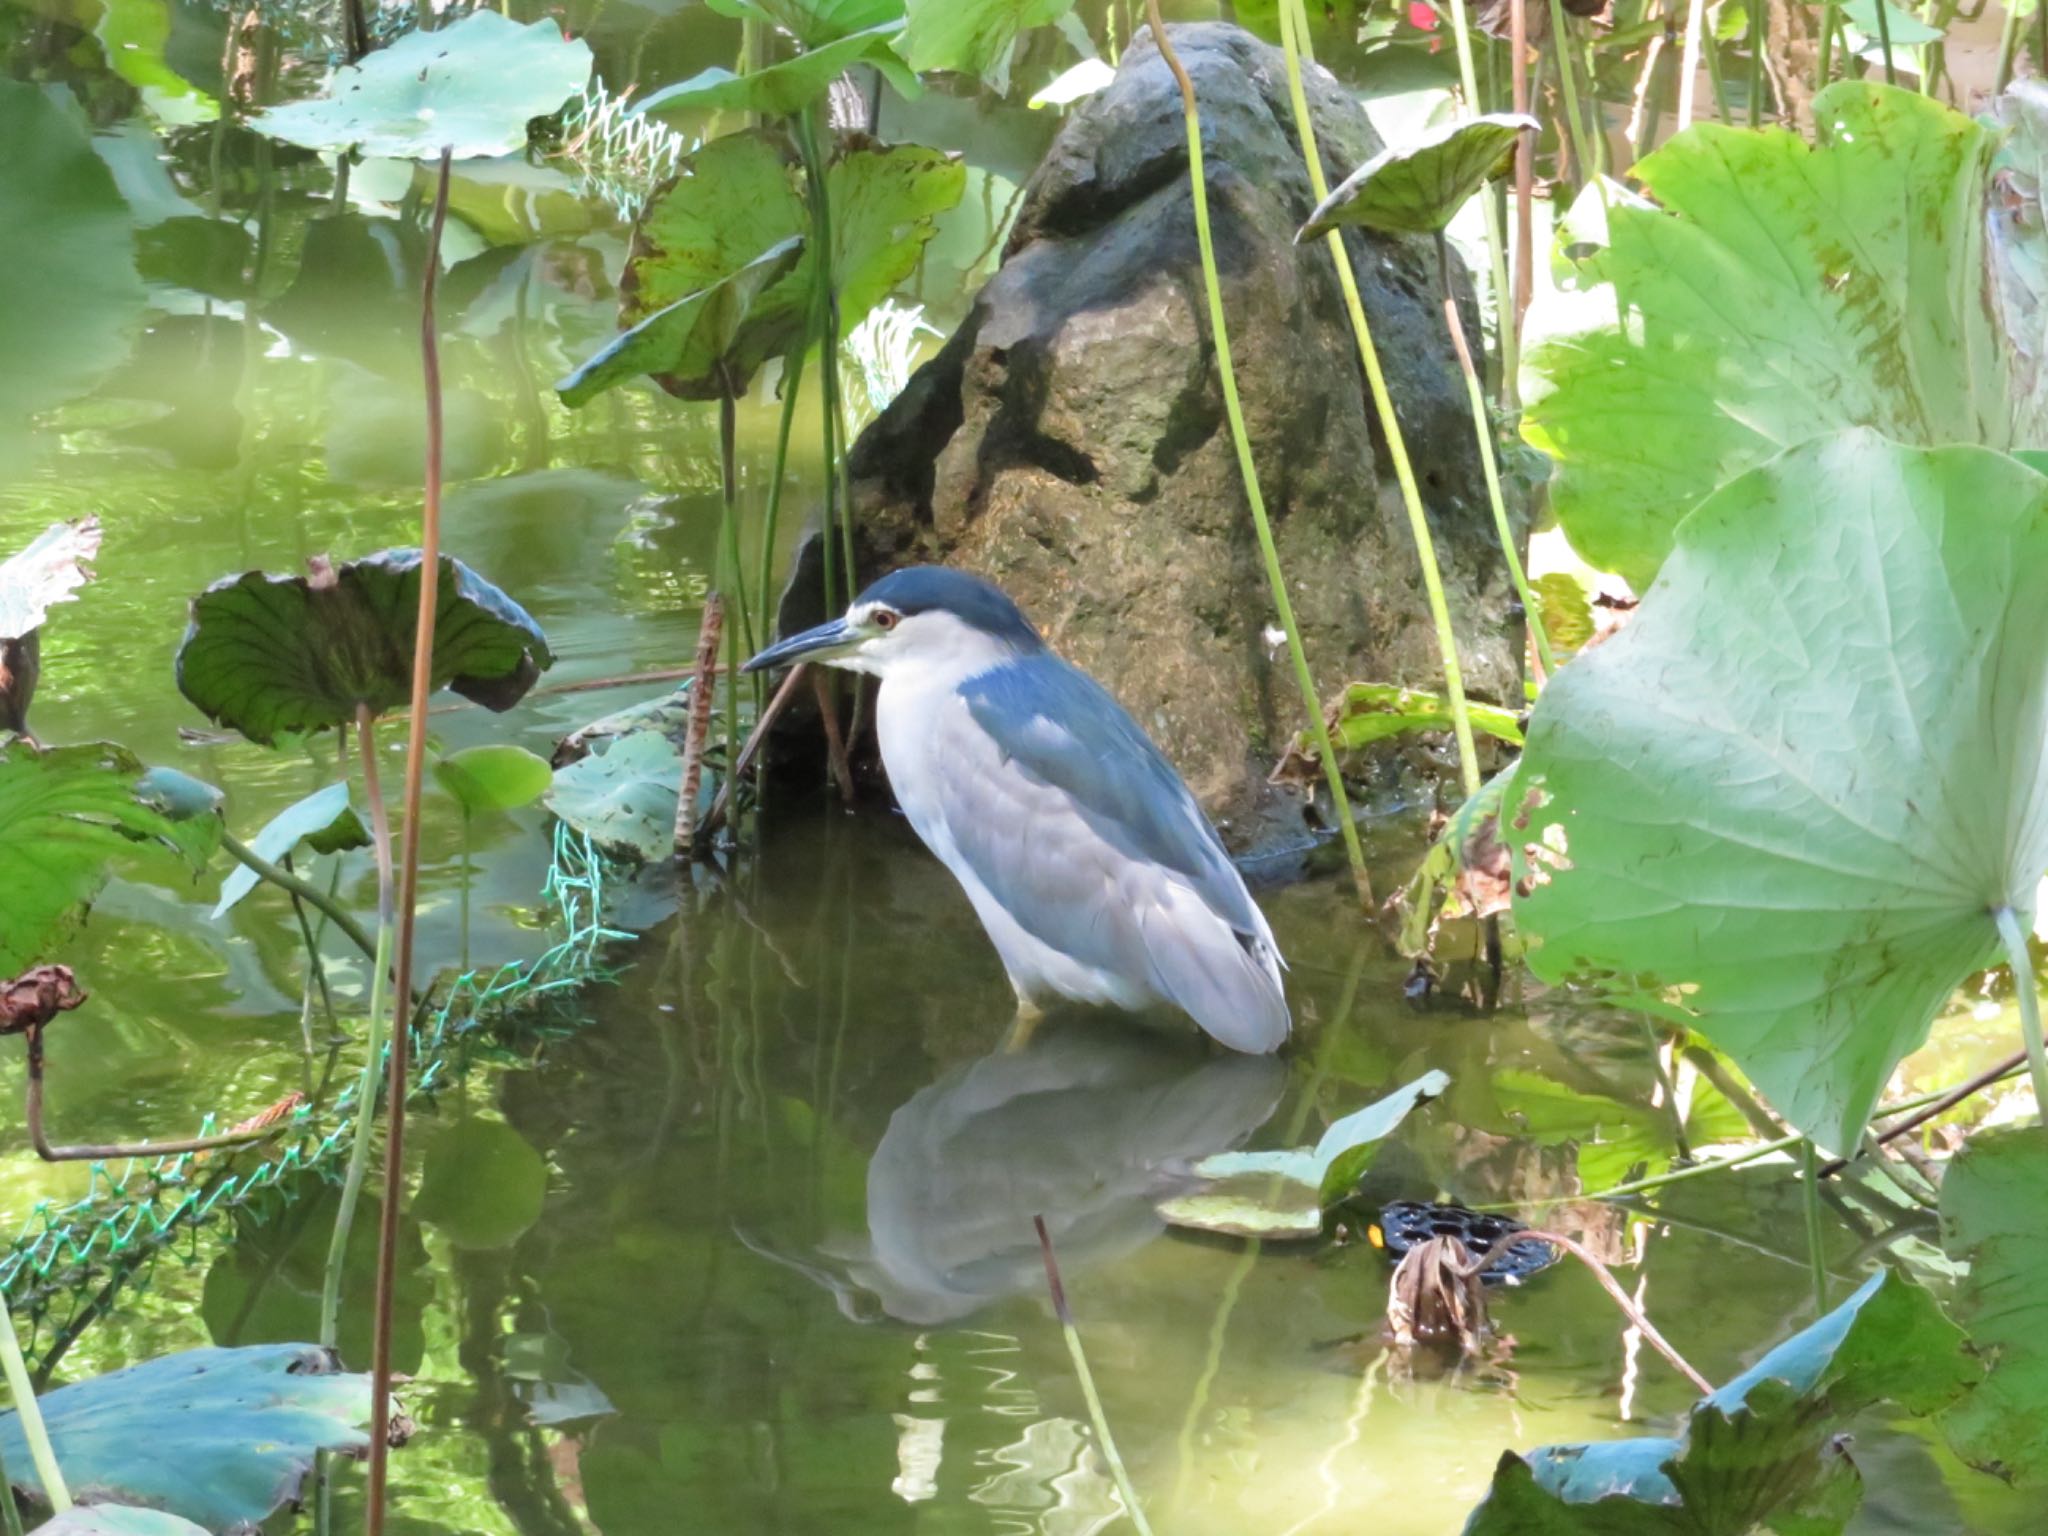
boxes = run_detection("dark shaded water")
[0,0,2037,1531]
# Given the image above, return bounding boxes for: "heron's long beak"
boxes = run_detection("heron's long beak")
[742,616,857,674]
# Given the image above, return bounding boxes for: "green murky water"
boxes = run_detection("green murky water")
[0,2,2037,1532]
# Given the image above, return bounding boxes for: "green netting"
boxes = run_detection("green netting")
[0,824,632,1354]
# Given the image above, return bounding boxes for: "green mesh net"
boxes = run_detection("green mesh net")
[0,825,631,1358]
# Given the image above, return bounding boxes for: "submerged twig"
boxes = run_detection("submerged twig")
[1034,1216,1157,1536]
[1465,1228,1713,1394]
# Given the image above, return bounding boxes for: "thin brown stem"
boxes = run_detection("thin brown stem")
[701,662,810,839]
[1817,1049,2028,1178]
[1465,1229,1713,1394]
[810,666,856,803]
[675,595,725,856]
[23,1024,286,1161]
[365,144,452,1536]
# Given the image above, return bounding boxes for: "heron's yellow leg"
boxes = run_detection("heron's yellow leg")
[1003,998,1044,1054]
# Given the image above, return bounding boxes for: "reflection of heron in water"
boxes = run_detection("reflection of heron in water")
[743,1025,1286,1327]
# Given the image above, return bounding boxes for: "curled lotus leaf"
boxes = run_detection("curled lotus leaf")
[175,549,552,747]
[1300,113,1538,239]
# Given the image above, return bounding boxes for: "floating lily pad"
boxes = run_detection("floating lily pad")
[1510,432,2048,1155]
[1463,1271,1979,1535]
[0,1344,390,1531]
[1158,1069,1449,1239]
[0,517,100,643]
[0,741,220,971]
[249,12,592,160]
[1940,1126,2048,1484]
[434,744,553,817]
[1522,82,2008,587]
[635,23,918,121]
[175,549,553,747]
[0,83,146,474]
[1300,113,1537,239]
[214,781,369,919]
[36,1509,209,1536]
[543,729,685,863]
[897,0,1076,95]
[414,1117,549,1249]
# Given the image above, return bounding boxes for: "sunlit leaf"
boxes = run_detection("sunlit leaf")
[0,1344,392,1530]
[635,24,918,120]
[1940,1125,2048,1483]
[1300,113,1536,238]
[705,0,906,45]
[1029,57,1115,109]
[544,728,687,863]
[249,12,592,159]
[1157,1070,1449,1239]
[898,0,1076,94]
[175,549,553,747]
[1522,82,2008,587]
[1532,571,1594,659]
[1510,432,2048,1154]
[1840,0,1942,44]
[0,741,218,971]
[434,744,554,817]
[213,781,369,919]
[1463,1271,1979,1535]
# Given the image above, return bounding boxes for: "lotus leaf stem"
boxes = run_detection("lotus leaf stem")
[1800,1139,1830,1313]
[0,1304,65,1514]
[1509,0,1533,350]
[1993,904,2048,1118]
[1872,0,1897,82]
[220,831,378,967]
[1439,0,1517,402]
[0,1431,23,1536]
[755,346,806,667]
[1544,0,1600,183]
[1272,0,1484,802]
[1148,0,1379,904]
[1033,1217,1156,1536]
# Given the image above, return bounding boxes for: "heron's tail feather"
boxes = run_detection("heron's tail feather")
[1139,884,1291,1054]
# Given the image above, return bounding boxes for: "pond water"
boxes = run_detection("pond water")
[0,1,2037,1532]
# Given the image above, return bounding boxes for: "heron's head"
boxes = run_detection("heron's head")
[743,566,1045,682]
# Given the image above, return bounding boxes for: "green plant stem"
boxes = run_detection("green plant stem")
[0,1305,64,1514]
[796,108,848,614]
[718,388,744,820]
[1701,12,1735,122]
[1993,904,2048,1115]
[1818,0,1839,86]
[457,815,472,976]
[1274,0,1484,802]
[1439,0,1518,401]
[1434,231,1554,675]
[755,348,806,662]
[320,709,397,1357]
[1997,0,2022,93]
[1748,0,1766,123]
[1801,1138,1829,1314]
[221,831,378,966]
[1034,1218,1156,1536]
[1545,0,1600,185]
[1872,0,1897,82]
[0,1432,24,1536]
[1150,0,1376,902]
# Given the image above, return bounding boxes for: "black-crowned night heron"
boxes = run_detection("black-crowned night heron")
[744,565,1291,1053]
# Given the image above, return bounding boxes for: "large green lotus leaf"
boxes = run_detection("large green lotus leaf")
[0,1344,383,1530]
[0,741,219,971]
[897,0,1076,94]
[1510,432,2048,1154]
[635,24,918,121]
[213,781,369,919]
[1522,82,2008,589]
[543,728,686,863]
[37,1509,209,1536]
[433,744,553,816]
[1300,113,1537,239]
[791,140,966,339]
[175,549,553,747]
[1940,1125,2048,1483]
[249,12,591,159]
[705,0,906,45]
[1462,1270,1979,1535]
[0,82,146,474]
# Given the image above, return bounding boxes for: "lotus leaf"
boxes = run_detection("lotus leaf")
[0,741,219,971]
[1462,1271,1979,1534]
[213,781,369,919]
[1510,432,2048,1154]
[897,0,1077,94]
[543,729,687,863]
[1522,82,2009,587]
[414,1117,549,1249]
[0,83,146,474]
[635,24,918,121]
[1299,113,1537,239]
[0,1344,389,1531]
[175,549,552,748]
[433,745,553,816]
[1940,1126,2048,1483]
[704,0,905,45]
[249,12,591,160]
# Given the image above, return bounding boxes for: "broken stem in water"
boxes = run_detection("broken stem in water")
[1147,0,1378,902]
[676,596,725,855]
[1034,1217,1156,1536]
[366,143,454,1536]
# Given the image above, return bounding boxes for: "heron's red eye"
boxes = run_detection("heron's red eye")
[873,609,899,631]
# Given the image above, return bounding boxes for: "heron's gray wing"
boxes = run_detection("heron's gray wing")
[960,654,1262,935]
